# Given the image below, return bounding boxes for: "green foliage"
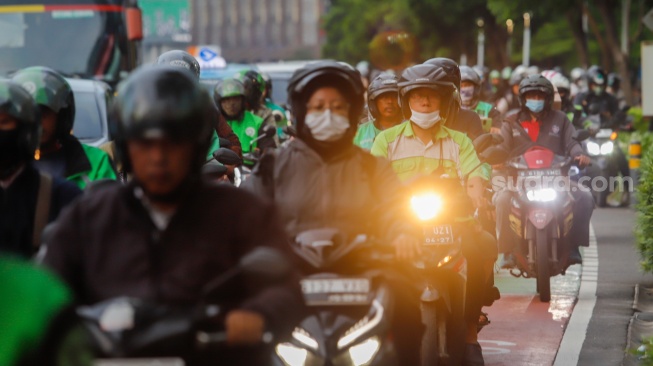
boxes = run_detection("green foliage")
[629,337,653,365]
[636,132,653,273]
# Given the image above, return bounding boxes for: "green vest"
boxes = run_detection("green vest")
[206,130,221,161]
[474,101,494,132]
[0,257,71,365]
[69,144,117,190]
[353,120,382,151]
[227,111,264,154]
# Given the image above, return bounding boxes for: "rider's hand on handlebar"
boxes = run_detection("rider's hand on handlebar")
[574,154,591,168]
[392,234,421,261]
[225,310,266,345]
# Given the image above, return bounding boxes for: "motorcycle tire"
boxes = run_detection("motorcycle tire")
[420,302,441,366]
[536,229,551,302]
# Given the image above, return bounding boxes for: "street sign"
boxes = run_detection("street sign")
[643,8,653,31]
[199,48,217,62]
[642,42,653,116]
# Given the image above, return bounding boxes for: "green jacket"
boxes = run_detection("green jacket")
[69,143,117,190]
[353,120,382,151]
[371,121,489,183]
[0,257,71,365]
[473,101,500,131]
[227,111,265,155]
[207,130,221,161]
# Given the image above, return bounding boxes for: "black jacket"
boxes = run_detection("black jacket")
[42,180,304,342]
[499,109,584,159]
[446,108,485,141]
[0,164,81,258]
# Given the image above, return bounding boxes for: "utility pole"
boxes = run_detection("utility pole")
[477,18,485,68]
[523,12,531,66]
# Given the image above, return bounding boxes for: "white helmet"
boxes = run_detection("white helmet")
[570,67,585,82]
[541,70,570,90]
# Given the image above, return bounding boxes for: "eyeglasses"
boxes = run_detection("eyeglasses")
[306,102,350,115]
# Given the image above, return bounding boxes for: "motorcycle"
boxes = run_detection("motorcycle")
[80,247,291,366]
[273,229,399,366]
[499,130,589,302]
[583,104,633,207]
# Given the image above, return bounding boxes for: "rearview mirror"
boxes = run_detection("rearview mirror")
[218,137,232,148]
[213,148,242,166]
[202,161,228,178]
[125,7,143,41]
[479,146,509,165]
[573,129,590,142]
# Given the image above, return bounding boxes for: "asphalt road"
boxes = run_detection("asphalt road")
[480,207,648,365]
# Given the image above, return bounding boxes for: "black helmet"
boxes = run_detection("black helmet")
[398,64,458,121]
[261,72,273,99]
[459,65,481,105]
[156,50,201,80]
[367,73,399,119]
[213,78,246,119]
[287,60,364,127]
[423,58,461,88]
[11,66,75,140]
[234,69,265,110]
[608,72,621,89]
[0,80,41,166]
[518,74,554,112]
[110,66,213,174]
[587,65,607,87]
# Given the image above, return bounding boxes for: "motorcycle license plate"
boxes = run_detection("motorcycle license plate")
[301,278,371,306]
[424,225,454,245]
[95,359,185,366]
[518,169,562,177]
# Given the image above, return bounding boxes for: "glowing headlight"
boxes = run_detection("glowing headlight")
[410,193,443,221]
[276,343,308,366]
[292,327,318,350]
[600,141,614,155]
[587,141,600,156]
[526,188,557,202]
[349,336,381,366]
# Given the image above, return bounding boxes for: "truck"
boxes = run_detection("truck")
[0,0,143,86]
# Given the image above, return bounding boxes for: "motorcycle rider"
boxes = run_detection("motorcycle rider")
[215,78,276,157]
[542,71,589,129]
[574,66,620,118]
[353,72,403,150]
[370,63,498,366]
[42,66,304,365]
[496,69,526,116]
[261,72,290,138]
[424,58,486,140]
[460,65,501,133]
[496,75,594,267]
[235,70,279,144]
[607,72,627,109]
[244,60,424,365]
[11,67,116,189]
[0,80,81,258]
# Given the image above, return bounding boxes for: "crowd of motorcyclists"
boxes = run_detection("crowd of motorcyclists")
[0,47,636,365]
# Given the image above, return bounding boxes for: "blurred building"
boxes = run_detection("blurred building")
[190,0,329,62]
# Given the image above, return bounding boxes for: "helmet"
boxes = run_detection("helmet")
[608,72,621,89]
[509,68,527,86]
[367,72,399,119]
[111,66,214,174]
[398,64,458,121]
[526,66,540,76]
[11,66,75,140]
[213,78,246,118]
[518,74,554,112]
[156,50,201,80]
[234,69,265,109]
[489,70,501,80]
[501,67,513,80]
[287,60,364,126]
[587,65,607,86]
[472,65,485,81]
[570,67,586,82]
[541,70,570,91]
[0,80,41,161]
[260,72,273,99]
[459,65,481,106]
[423,58,461,88]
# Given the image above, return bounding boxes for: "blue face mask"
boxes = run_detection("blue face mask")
[525,99,545,113]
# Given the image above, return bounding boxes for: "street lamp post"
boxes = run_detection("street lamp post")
[506,19,514,60]
[523,12,531,66]
[477,18,485,69]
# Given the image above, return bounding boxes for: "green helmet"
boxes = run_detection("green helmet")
[214,78,246,119]
[489,70,501,80]
[11,66,75,140]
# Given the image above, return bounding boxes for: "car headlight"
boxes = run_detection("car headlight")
[410,193,443,221]
[348,336,381,366]
[600,141,614,155]
[587,141,600,156]
[526,188,557,202]
[276,343,308,366]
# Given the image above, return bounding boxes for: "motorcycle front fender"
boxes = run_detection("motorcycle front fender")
[528,209,554,230]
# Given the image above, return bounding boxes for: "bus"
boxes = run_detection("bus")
[0,0,142,86]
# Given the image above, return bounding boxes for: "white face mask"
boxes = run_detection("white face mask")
[410,108,441,129]
[305,109,351,142]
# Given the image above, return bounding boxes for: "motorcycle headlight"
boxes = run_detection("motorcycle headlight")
[276,343,308,366]
[348,336,381,366]
[292,327,318,350]
[600,141,614,155]
[410,193,443,221]
[526,188,557,202]
[338,300,384,349]
[587,141,600,156]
